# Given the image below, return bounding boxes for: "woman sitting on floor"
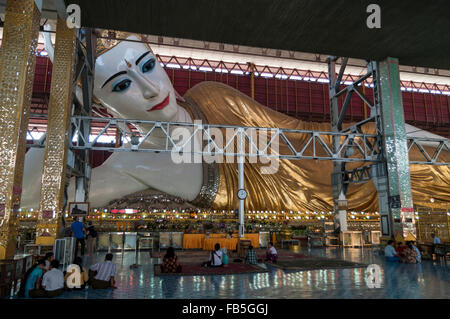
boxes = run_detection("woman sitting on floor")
[265,242,278,263]
[202,243,223,267]
[65,257,89,289]
[161,247,182,273]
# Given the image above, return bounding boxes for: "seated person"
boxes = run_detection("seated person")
[161,247,182,273]
[42,259,64,297]
[384,240,400,262]
[65,257,89,289]
[410,242,422,263]
[395,241,407,257]
[265,242,278,263]
[401,243,418,264]
[202,243,223,267]
[20,259,45,298]
[245,245,258,265]
[44,252,54,271]
[89,253,117,289]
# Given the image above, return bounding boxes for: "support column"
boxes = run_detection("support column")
[377,57,415,239]
[328,57,348,233]
[36,18,77,243]
[0,0,41,259]
[249,63,255,100]
[238,158,245,238]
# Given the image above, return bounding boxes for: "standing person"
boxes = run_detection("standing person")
[89,253,117,289]
[86,221,98,256]
[245,245,258,265]
[431,233,441,244]
[41,260,65,297]
[384,240,401,262]
[20,259,45,298]
[265,242,278,263]
[71,216,86,257]
[431,233,441,260]
[44,252,54,271]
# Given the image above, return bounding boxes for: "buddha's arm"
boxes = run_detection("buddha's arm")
[22,148,203,209]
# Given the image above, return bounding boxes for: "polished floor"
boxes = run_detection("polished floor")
[19,247,450,299]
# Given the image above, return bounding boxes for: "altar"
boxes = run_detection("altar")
[183,233,260,250]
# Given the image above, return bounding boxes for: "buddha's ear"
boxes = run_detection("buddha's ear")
[175,89,186,103]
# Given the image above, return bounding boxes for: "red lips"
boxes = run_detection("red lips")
[148,94,170,112]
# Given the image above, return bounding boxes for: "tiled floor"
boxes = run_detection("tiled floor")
[16,247,450,299]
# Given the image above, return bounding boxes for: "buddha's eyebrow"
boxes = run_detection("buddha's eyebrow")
[135,51,151,66]
[102,71,127,88]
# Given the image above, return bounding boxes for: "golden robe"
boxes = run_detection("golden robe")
[183,82,450,212]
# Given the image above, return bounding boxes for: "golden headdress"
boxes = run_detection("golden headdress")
[96,29,154,57]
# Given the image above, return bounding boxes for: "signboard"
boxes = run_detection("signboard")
[42,210,54,218]
[68,202,90,216]
[389,195,401,209]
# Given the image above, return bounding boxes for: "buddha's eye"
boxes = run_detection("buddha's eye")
[141,58,156,73]
[112,79,132,92]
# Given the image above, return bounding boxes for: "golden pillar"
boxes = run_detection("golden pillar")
[36,18,77,244]
[0,0,41,259]
[249,63,256,100]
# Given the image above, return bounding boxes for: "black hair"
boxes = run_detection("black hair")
[407,242,414,249]
[165,247,175,259]
[105,253,113,261]
[249,245,254,250]
[50,259,60,269]
[73,256,83,268]
[214,243,220,251]
[44,252,54,260]
[387,240,394,245]
[88,221,92,226]
[268,242,273,246]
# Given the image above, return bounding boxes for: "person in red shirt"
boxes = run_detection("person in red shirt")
[395,241,407,257]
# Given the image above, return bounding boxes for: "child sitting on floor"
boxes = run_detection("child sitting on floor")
[265,242,278,263]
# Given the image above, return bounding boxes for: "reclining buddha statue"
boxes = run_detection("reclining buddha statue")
[21,30,450,212]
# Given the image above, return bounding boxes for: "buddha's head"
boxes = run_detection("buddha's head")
[93,32,179,122]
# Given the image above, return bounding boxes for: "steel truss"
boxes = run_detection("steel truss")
[67,116,384,162]
[27,115,449,165]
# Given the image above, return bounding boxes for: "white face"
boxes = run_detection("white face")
[93,36,178,122]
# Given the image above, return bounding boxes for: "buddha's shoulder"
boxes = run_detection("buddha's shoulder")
[185,81,243,97]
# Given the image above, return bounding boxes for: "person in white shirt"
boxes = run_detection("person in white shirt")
[431,233,441,244]
[207,243,223,267]
[44,252,54,271]
[89,253,117,289]
[384,240,400,262]
[41,260,64,297]
[265,242,278,263]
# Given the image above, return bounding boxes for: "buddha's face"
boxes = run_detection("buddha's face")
[93,36,178,122]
